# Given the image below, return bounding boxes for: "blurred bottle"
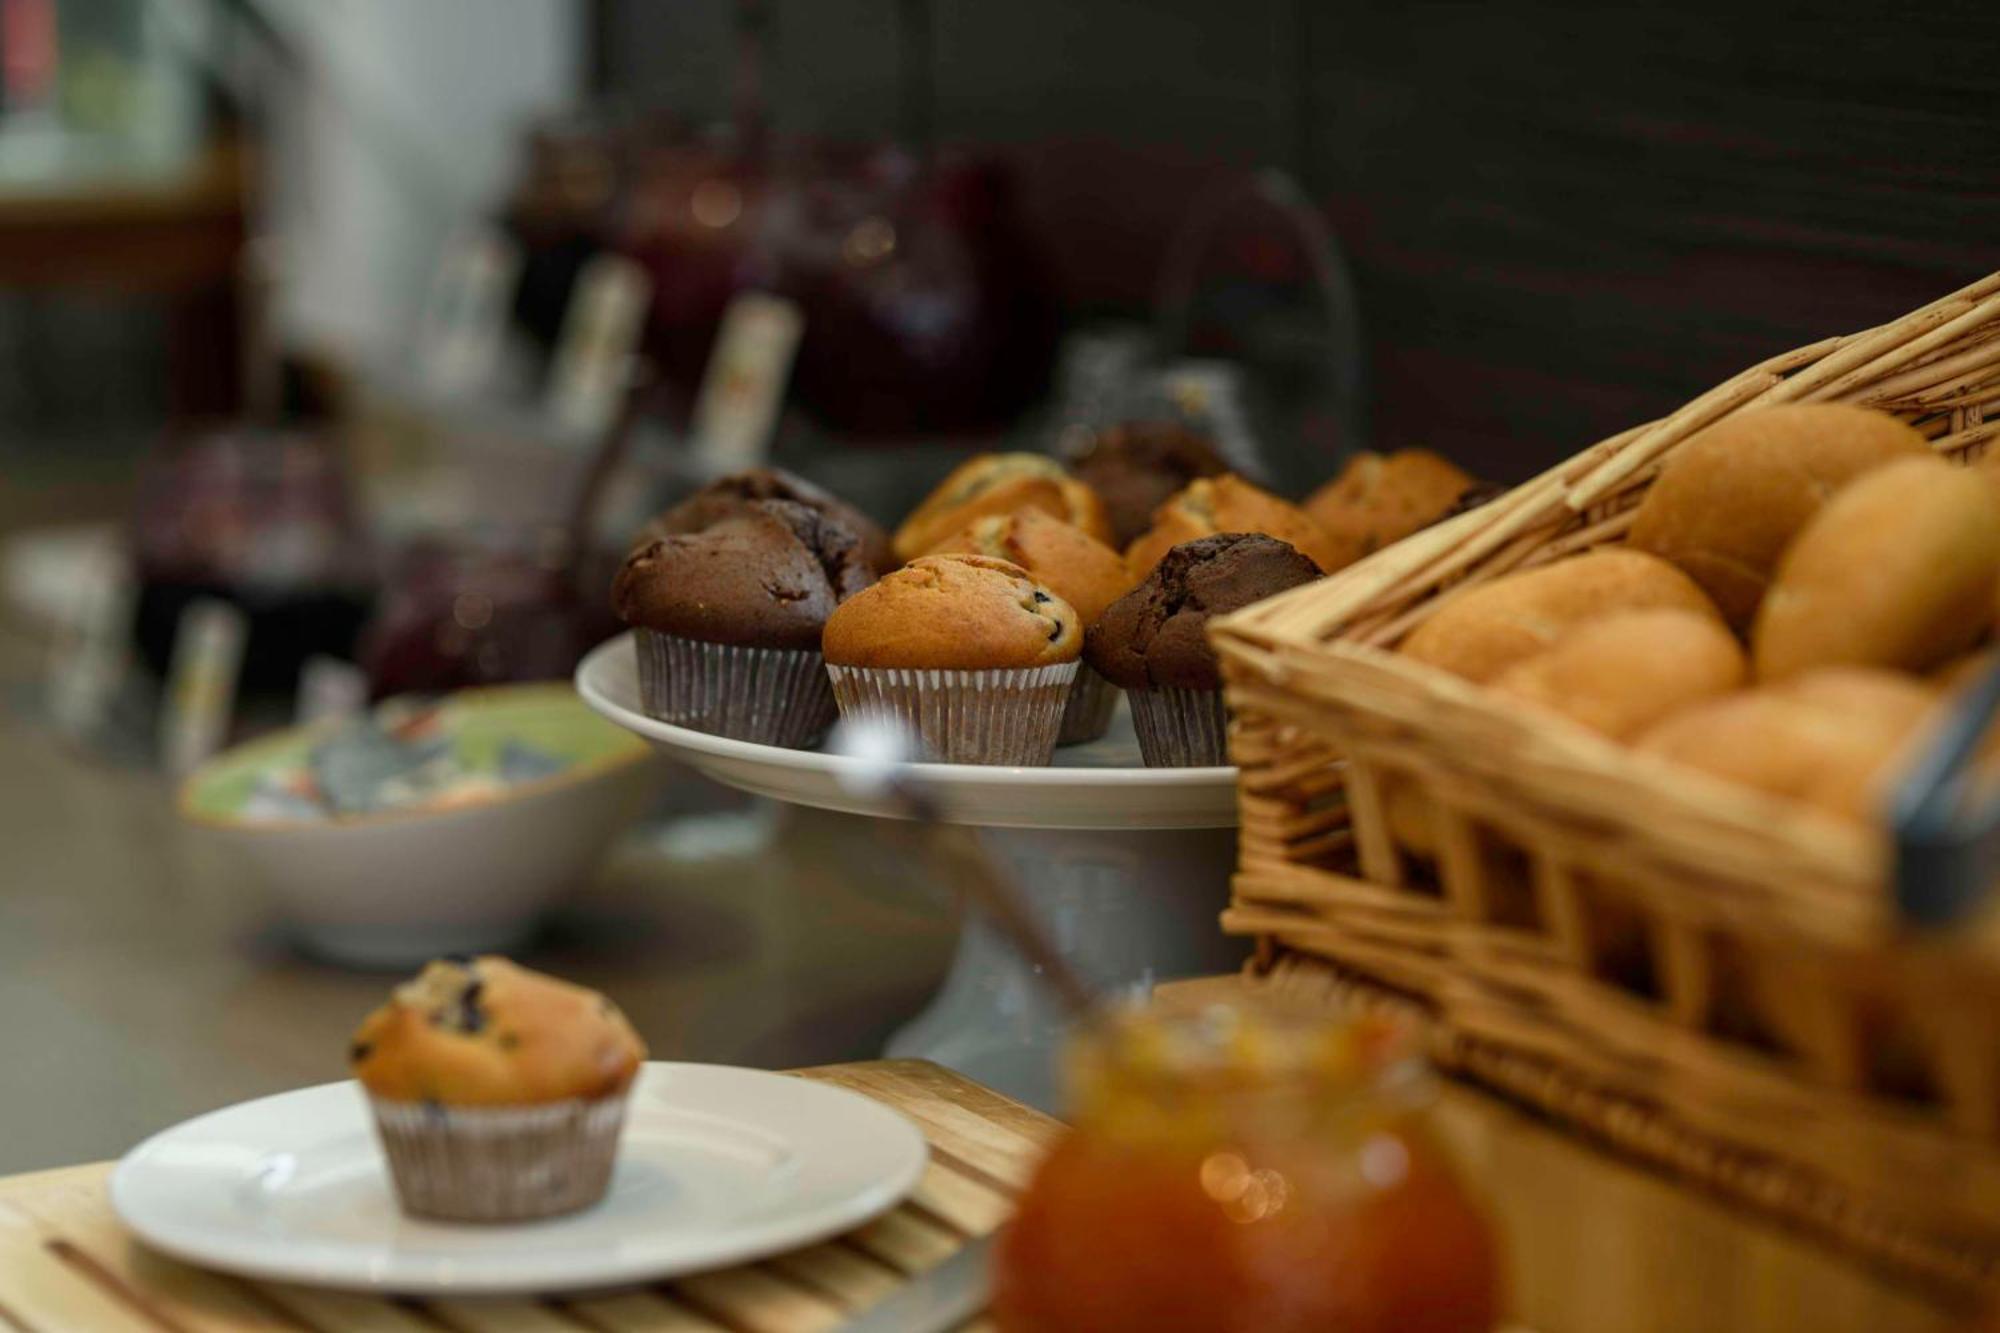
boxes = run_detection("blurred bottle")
[994,994,1501,1333]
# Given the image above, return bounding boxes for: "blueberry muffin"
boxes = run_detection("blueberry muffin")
[893,453,1114,563]
[822,553,1082,764]
[614,498,875,746]
[350,956,646,1222]
[930,510,1137,744]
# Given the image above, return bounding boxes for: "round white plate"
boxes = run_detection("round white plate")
[111,1063,928,1295]
[575,633,1239,829]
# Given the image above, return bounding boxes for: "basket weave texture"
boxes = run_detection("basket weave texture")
[1211,270,2000,1295]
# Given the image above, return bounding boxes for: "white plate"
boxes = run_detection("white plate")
[575,633,1239,830]
[111,1063,928,1295]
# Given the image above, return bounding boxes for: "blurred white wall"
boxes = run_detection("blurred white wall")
[260,0,582,359]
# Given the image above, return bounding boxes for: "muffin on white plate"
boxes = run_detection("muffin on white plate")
[350,956,646,1223]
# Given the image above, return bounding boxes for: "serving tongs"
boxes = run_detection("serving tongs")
[1894,656,2000,927]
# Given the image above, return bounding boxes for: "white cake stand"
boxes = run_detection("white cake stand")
[576,635,1243,1110]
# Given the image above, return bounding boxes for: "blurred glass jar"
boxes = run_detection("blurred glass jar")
[994,996,1500,1333]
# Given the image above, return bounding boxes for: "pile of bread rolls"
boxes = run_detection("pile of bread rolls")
[1399,403,2000,828]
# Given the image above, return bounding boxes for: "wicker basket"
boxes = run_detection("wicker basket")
[1212,270,2000,1296]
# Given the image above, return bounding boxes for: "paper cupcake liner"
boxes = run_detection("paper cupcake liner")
[369,1091,629,1223]
[826,662,1077,766]
[634,630,837,748]
[1127,686,1230,767]
[1057,664,1121,746]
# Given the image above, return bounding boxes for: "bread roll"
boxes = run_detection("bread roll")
[1491,609,1746,741]
[1636,668,1938,823]
[1628,405,1930,629]
[1752,457,2000,680]
[1774,665,1939,722]
[1304,449,1476,571]
[1400,549,1723,683]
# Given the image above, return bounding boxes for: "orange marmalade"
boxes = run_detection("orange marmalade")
[993,995,1501,1332]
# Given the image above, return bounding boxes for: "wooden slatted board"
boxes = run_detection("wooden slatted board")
[0,1061,1058,1333]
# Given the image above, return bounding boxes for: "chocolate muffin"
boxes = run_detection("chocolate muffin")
[1070,421,1229,547]
[647,467,894,573]
[614,499,874,746]
[1087,533,1322,764]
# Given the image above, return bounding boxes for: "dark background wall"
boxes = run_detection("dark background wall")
[594,0,2000,481]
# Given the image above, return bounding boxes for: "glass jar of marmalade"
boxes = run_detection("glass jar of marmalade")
[993,995,1501,1332]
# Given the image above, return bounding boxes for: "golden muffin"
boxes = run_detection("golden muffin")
[929,509,1136,627]
[823,553,1082,671]
[821,553,1083,765]
[894,454,1113,563]
[928,512,1138,747]
[1304,449,1477,572]
[350,956,647,1222]
[1124,475,1343,578]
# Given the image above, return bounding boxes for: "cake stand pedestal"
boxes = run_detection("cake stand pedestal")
[577,635,1243,1110]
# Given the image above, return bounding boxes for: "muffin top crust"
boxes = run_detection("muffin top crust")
[350,956,646,1106]
[822,553,1083,671]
